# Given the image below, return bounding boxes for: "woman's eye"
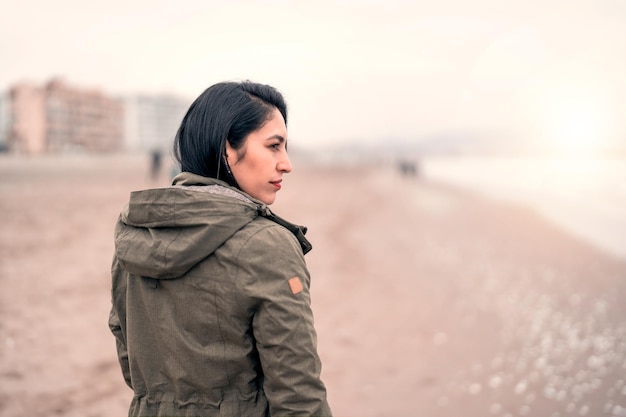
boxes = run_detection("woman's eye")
[270,143,280,150]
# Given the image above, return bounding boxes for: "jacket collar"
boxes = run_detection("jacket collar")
[172,172,312,254]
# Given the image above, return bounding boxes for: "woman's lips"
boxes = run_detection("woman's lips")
[270,180,282,190]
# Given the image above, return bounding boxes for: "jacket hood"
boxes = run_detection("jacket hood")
[115,173,264,280]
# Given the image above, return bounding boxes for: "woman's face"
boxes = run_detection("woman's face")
[226,108,292,205]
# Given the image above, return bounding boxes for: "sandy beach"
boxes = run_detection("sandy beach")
[1,153,625,417]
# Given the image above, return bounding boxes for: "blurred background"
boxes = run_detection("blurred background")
[1,0,626,416]
[2,0,626,156]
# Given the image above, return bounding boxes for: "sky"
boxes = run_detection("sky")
[1,0,626,152]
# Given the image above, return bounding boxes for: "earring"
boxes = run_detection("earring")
[224,157,233,175]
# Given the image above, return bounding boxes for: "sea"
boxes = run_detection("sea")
[418,155,626,261]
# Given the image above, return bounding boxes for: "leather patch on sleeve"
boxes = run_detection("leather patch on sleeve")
[288,277,303,295]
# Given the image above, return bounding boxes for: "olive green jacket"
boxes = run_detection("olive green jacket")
[109,173,331,416]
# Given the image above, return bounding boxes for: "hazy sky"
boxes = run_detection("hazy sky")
[2,0,625,151]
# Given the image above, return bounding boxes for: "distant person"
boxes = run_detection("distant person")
[150,149,162,180]
[397,159,419,177]
[109,81,332,416]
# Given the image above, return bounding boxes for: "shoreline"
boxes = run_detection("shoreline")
[417,155,626,261]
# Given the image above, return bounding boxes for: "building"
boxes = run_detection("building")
[0,91,11,151]
[8,79,124,154]
[45,79,124,152]
[4,78,190,154]
[123,94,190,153]
[9,83,46,153]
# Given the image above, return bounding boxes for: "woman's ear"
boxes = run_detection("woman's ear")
[225,140,235,165]
[223,141,236,182]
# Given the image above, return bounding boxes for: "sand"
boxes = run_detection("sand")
[1,153,625,416]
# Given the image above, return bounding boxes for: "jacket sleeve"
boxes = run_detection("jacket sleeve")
[109,257,133,389]
[238,225,332,416]
[108,306,132,388]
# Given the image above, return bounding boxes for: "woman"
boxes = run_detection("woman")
[109,81,332,416]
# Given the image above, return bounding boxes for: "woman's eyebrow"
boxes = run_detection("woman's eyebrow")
[265,134,286,143]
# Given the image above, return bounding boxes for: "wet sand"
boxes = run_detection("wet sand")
[1,154,625,416]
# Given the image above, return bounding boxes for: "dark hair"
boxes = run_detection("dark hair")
[173,81,287,185]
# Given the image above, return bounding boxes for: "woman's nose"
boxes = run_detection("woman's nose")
[278,151,292,173]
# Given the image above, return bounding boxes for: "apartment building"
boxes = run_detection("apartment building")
[8,79,124,154]
[0,91,11,151]
[4,78,189,154]
[124,94,190,153]
[9,83,46,153]
[45,79,124,152]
